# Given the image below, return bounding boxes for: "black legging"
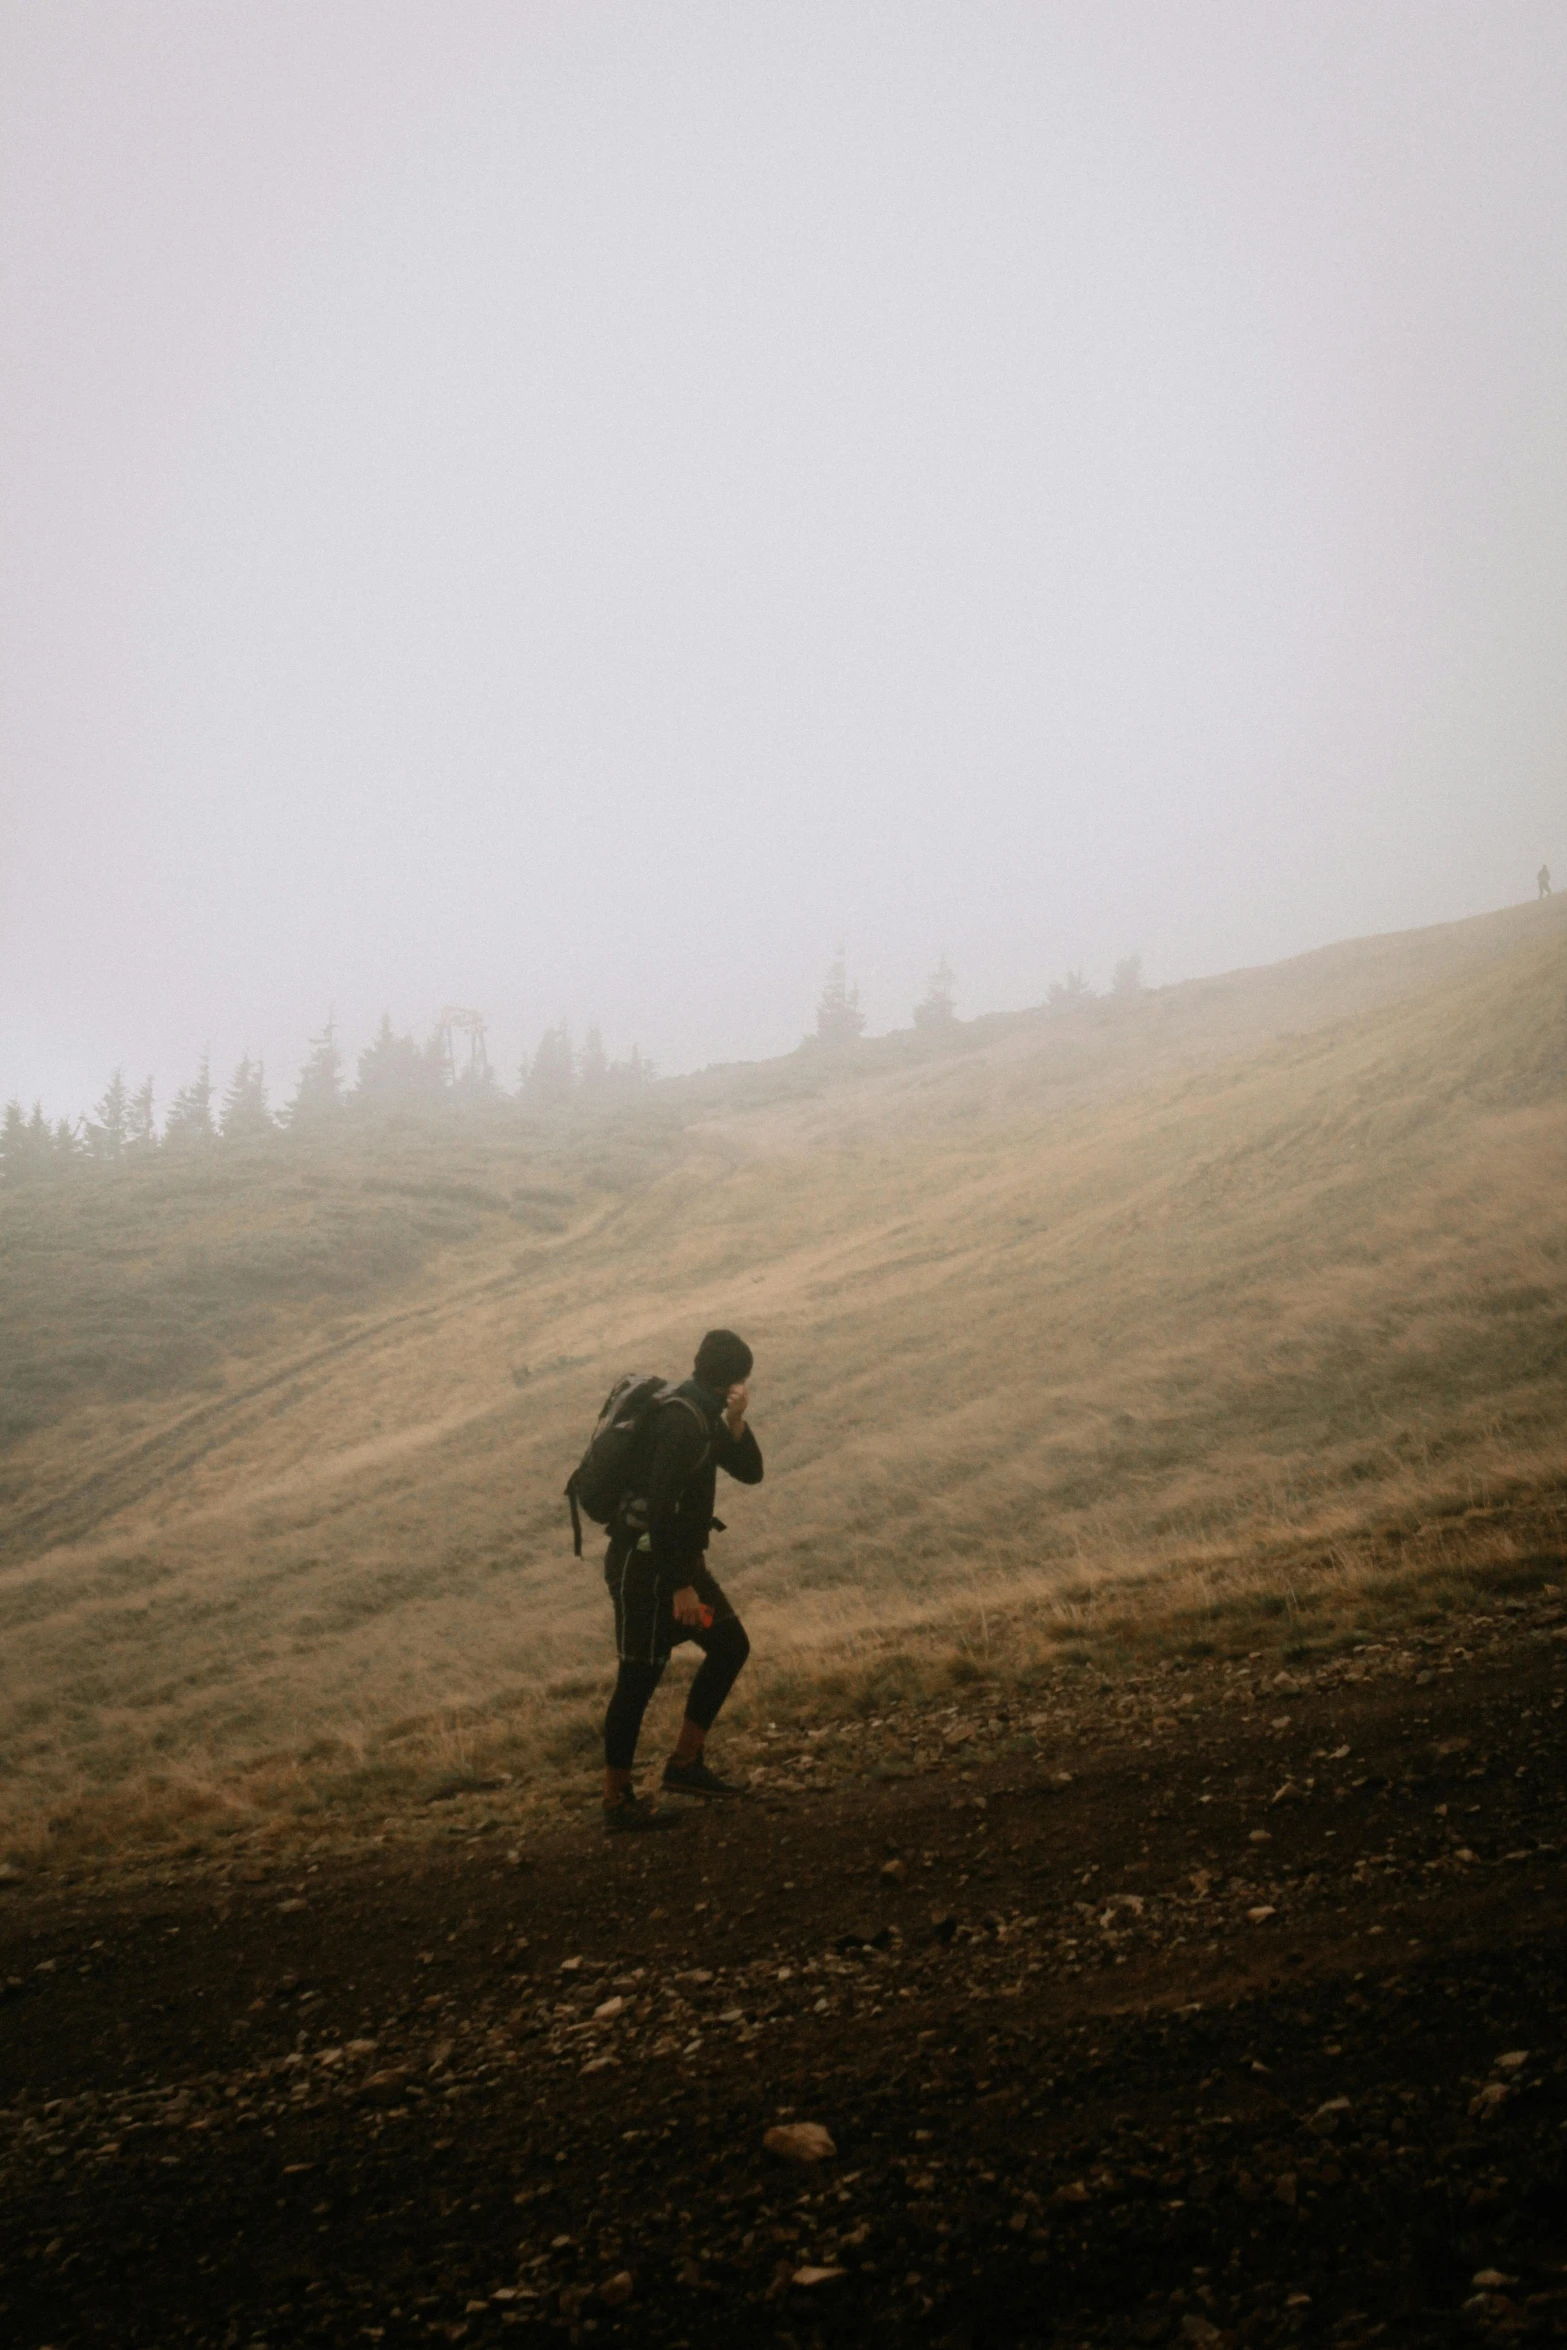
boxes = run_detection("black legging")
[603,1615,751,1771]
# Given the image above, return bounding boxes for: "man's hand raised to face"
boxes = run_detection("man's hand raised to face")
[724,1380,749,1437]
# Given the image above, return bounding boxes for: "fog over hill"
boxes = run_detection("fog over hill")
[3,6,1564,1114]
[0,896,1561,1862]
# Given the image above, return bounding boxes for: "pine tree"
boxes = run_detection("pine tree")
[221,1054,271,1139]
[356,1014,414,1105]
[165,1054,215,1143]
[523,1024,575,1107]
[0,1098,82,1174]
[128,1076,157,1150]
[88,1068,130,1160]
[913,956,957,1030]
[579,1025,610,1094]
[1046,969,1095,1012]
[354,1014,431,1108]
[815,948,866,1045]
[7,1102,65,1177]
[289,1011,344,1125]
[1111,954,1143,997]
[0,1099,29,1183]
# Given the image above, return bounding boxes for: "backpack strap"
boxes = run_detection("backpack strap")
[657,1391,712,1435]
[615,1392,712,1538]
[658,1390,713,1476]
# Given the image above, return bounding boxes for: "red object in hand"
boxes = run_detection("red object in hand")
[696,1604,715,1629]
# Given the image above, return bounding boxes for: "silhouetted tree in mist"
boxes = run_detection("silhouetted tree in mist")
[164,1054,215,1144]
[576,1027,654,1095]
[913,957,957,1030]
[289,1012,344,1125]
[128,1076,157,1149]
[815,949,866,1045]
[355,1015,407,1105]
[1112,955,1143,996]
[221,1055,271,1140]
[1046,969,1095,1012]
[0,1102,75,1182]
[579,1025,609,1094]
[523,1024,575,1108]
[0,1100,39,1183]
[87,1068,130,1160]
[355,1015,443,1109]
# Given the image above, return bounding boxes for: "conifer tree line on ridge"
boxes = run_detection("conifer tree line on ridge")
[0,1011,655,1182]
[811,946,1142,1042]
[2,947,1142,1182]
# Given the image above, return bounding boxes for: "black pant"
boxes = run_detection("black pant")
[602,1541,750,1771]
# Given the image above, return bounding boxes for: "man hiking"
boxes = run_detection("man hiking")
[602,1329,762,1830]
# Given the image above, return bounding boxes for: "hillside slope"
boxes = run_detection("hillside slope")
[0,897,1562,1856]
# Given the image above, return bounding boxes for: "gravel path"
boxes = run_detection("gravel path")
[2,1590,1564,2347]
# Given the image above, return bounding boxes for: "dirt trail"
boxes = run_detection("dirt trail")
[2,1590,1564,2349]
[0,1250,545,1570]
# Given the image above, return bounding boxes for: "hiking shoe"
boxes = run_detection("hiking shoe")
[604,1792,680,1833]
[661,1755,745,1799]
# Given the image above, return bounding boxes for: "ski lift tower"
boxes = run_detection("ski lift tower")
[435,1006,490,1087]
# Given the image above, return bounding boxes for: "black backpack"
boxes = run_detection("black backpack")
[564,1375,707,1556]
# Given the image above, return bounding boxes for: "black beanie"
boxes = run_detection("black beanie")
[694,1328,754,1390]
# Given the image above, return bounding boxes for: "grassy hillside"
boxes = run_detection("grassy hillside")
[1,896,1563,1865]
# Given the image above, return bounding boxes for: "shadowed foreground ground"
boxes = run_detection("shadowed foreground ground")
[1,1583,1563,2349]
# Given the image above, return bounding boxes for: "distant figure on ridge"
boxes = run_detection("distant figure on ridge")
[1540,864,1553,899]
[567,1330,763,1830]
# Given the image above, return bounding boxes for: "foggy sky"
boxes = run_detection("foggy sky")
[2,2,1564,1120]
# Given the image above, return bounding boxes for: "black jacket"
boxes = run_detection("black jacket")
[635,1379,763,1585]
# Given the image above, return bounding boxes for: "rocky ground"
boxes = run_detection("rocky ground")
[2,1587,1564,2350]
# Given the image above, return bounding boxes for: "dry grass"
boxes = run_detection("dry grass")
[0,895,1563,1870]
